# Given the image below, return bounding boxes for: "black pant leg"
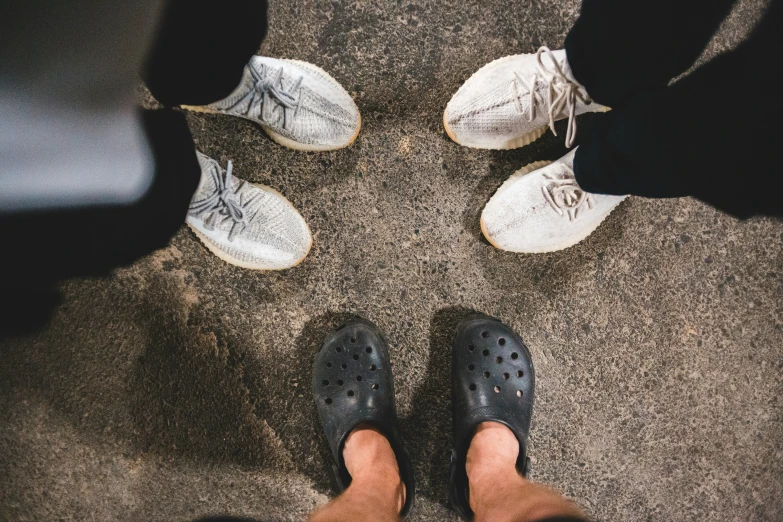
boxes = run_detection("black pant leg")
[565,0,737,108]
[99,109,202,268]
[1,0,268,336]
[573,0,783,218]
[0,109,199,284]
[0,109,200,336]
[142,0,269,107]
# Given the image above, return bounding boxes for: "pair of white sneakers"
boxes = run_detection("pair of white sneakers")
[445,47,628,253]
[185,48,625,270]
[182,56,361,270]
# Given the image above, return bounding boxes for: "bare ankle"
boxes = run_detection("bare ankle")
[466,423,586,522]
[466,422,519,478]
[342,425,405,513]
[465,422,521,514]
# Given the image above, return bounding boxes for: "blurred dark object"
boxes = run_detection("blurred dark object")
[0,0,268,338]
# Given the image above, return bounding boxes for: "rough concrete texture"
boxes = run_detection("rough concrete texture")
[2,1,782,521]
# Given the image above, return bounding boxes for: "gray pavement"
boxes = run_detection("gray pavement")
[1,0,782,520]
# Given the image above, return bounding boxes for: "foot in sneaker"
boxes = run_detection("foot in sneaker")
[187,152,312,270]
[444,47,605,150]
[183,56,361,152]
[480,148,627,253]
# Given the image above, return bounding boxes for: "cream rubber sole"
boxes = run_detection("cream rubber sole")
[187,182,312,270]
[480,160,627,254]
[181,104,361,152]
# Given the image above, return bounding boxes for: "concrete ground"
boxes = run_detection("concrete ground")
[2,0,782,520]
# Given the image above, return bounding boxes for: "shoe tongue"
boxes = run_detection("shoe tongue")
[194,153,220,201]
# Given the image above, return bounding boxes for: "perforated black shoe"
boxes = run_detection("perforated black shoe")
[312,318,415,518]
[449,314,535,520]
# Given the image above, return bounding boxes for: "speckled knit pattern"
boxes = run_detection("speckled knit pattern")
[186,153,311,270]
[208,56,360,149]
[445,48,605,149]
[481,148,627,253]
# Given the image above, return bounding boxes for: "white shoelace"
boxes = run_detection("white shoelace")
[190,160,249,241]
[234,64,303,131]
[512,46,593,148]
[541,165,594,221]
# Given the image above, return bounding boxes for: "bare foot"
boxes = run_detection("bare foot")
[309,424,404,522]
[343,424,406,512]
[466,422,585,522]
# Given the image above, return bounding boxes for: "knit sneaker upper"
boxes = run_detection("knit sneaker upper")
[187,152,311,270]
[481,148,627,253]
[445,47,604,150]
[209,56,360,150]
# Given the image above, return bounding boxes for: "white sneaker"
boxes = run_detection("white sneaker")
[480,148,627,253]
[444,47,605,150]
[183,56,361,152]
[187,152,312,270]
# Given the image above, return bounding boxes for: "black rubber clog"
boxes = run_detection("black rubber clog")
[449,314,535,520]
[312,318,415,518]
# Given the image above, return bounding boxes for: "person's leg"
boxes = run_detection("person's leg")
[0,108,200,337]
[311,320,415,521]
[0,109,198,284]
[450,316,588,521]
[194,427,403,522]
[573,0,783,218]
[443,0,737,153]
[565,0,737,108]
[1,1,273,339]
[142,0,269,107]
[467,423,586,522]
[193,424,578,522]
[308,425,405,522]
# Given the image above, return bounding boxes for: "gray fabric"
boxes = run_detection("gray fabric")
[187,153,311,269]
[0,0,163,212]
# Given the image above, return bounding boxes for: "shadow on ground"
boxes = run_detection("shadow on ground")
[401,306,480,507]
[130,284,270,466]
[240,311,364,493]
